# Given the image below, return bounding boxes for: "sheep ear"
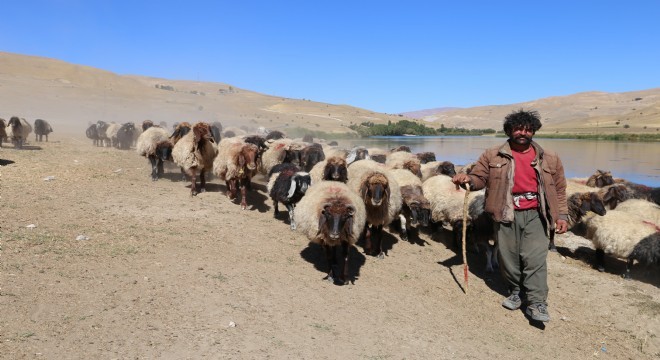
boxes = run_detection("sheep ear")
[346,151,356,164]
[288,176,297,198]
[346,205,355,216]
[579,200,590,215]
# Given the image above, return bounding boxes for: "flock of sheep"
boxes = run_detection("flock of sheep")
[0,116,53,148]
[111,119,659,285]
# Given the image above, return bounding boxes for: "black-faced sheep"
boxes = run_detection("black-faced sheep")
[300,143,326,172]
[586,169,615,188]
[294,181,367,284]
[213,137,259,209]
[136,126,173,181]
[347,159,403,258]
[117,122,137,150]
[309,156,348,184]
[33,119,53,142]
[549,191,608,251]
[420,161,457,182]
[267,163,312,230]
[416,151,436,164]
[6,116,32,149]
[390,168,431,241]
[585,209,660,278]
[172,122,218,196]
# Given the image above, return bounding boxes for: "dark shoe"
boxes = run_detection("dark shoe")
[502,294,522,310]
[526,303,550,322]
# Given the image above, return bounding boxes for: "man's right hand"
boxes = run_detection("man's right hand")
[452,173,470,185]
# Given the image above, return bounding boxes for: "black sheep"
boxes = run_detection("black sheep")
[117,122,136,150]
[267,163,312,230]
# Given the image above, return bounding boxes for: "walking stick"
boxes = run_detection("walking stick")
[462,182,470,294]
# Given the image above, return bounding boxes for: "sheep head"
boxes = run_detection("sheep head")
[586,170,614,188]
[142,120,154,131]
[361,173,390,207]
[407,198,431,227]
[155,140,174,161]
[288,172,311,199]
[192,122,213,144]
[582,192,607,216]
[601,184,628,209]
[439,161,457,177]
[240,143,259,171]
[403,159,422,178]
[323,157,348,182]
[170,122,191,143]
[318,201,356,242]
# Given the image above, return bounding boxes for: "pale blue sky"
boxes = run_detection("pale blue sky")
[2,1,659,114]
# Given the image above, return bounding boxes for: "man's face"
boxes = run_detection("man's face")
[508,126,534,145]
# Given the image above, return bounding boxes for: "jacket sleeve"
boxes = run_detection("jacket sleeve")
[553,156,569,220]
[466,151,490,191]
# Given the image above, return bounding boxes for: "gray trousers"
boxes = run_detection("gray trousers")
[495,209,549,305]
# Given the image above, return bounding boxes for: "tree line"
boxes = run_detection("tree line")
[348,120,496,137]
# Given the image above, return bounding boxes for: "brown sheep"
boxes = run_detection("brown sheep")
[213,137,259,209]
[171,122,218,196]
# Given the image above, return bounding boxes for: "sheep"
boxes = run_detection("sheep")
[169,122,191,145]
[615,199,660,226]
[116,122,136,150]
[455,161,477,175]
[0,118,7,147]
[389,168,431,241]
[416,151,437,164]
[210,121,223,143]
[367,148,388,164]
[105,122,122,147]
[385,151,422,178]
[136,126,173,181]
[322,145,349,159]
[6,116,32,149]
[172,122,218,196]
[421,175,497,272]
[266,163,312,230]
[33,119,53,142]
[391,145,411,153]
[347,159,402,258]
[259,138,294,175]
[96,121,110,147]
[308,156,348,184]
[613,180,660,205]
[566,180,629,210]
[294,181,367,284]
[345,146,370,165]
[213,137,259,209]
[266,130,286,141]
[300,143,326,172]
[548,191,608,251]
[586,169,615,188]
[585,209,660,278]
[420,160,457,182]
[141,120,154,131]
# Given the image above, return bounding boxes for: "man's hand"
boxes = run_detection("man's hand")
[555,219,568,234]
[452,174,470,185]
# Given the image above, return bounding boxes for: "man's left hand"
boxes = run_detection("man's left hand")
[555,219,568,234]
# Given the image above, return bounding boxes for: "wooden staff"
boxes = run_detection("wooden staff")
[462,182,470,294]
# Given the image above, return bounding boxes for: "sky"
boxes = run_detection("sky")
[2,1,660,114]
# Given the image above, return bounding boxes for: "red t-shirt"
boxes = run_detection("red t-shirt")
[511,147,539,210]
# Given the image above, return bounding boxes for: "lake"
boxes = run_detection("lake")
[334,136,660,187]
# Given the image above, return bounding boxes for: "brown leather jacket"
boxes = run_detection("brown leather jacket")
[465,140,568,232]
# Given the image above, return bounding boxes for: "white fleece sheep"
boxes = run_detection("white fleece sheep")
[5,117,32,148]
[172,122,218,195]
[259,138,293,175]
[585,209,660,276]
[294,181,367,284]
[106,122,122,147]
[421,161,457,182]
[389,168,431,240]
[136,127,170,157]
[347,159,403,257]
[308,155,348,184]
[615,199,660,226]
[385,151,422,178]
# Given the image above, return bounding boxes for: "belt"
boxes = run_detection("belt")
[513,192,538,208]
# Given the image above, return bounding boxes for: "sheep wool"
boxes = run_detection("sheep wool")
[585,210,659,258]
[259,138,294,175]
[422,174,485,224]
[172,128,218,171]
[346,159,402,226]
[136,127,170,157]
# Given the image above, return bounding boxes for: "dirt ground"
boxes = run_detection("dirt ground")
[1,133,658,360]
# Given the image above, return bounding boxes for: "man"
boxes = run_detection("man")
[452,109,568,322]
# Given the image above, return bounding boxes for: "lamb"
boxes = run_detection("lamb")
[421,175,497,272]
[389,168,431,241]
[33,119,53,142]
[347,159,402,258]
[116,122,136,150]
[172,122,218,196]
[213,137,259,209]
[308,155,348,184]
[6,116,32,149]
[585,209,660,278]
[420,161,457,182]
[136,126,173,181]
[266,163,312,229]
[385,151,422,178]
[294,181,367,284]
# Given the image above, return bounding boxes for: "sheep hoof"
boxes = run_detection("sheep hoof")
[597,266,605,272]
[200,188,206,193]
[400,233,408,241]
[290,224,297,230]
[151,177,158,182]
[376,252,385,260]
[324,275,335,283]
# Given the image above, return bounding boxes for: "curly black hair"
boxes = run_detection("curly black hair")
[503,109,542,135]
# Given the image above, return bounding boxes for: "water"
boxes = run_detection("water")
[334,136,660,187]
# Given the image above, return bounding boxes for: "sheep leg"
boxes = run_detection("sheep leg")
[149,156,159,181]
[364,225,372,255]
[623,258,633,280]
[398,214,408,241]
[374,225,384,259]
[199,170,206,193]
[240,181,248,210]
[189,170,198,196]
[273,200,279,217]
[323,244,337,283]
[595,249,606,272]
[341,241,350,285]
[286,203,296,230]
[485,242,499,273]
[157,159,164,177]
